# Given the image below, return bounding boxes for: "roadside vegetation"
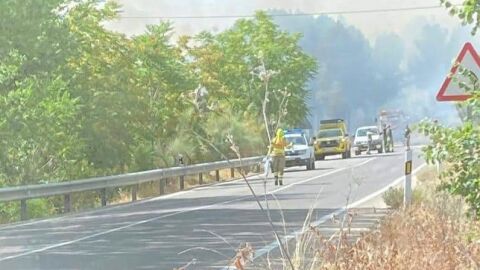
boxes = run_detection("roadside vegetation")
[1,0,479,267]
[0,1,316,222]
[254,2,480,269]
[224,2,480,268]
[257,166,478,270]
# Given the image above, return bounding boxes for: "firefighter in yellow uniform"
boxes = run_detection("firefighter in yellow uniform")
[269,128,290,186]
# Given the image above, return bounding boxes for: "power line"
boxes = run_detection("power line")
[117,4,461,20]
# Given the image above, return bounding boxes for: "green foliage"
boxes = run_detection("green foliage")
[0,202,19,223]
[0,199,55,223]
[0,55,83,185]
[0,2,315,222]
[27,199,56,219]
[442,0,480,35]
[416,0,480,210]
[0,0,76,79]
[383,187,423,209]
[418,118,480,213]
[184,11,317,127]
[417,64,480,214]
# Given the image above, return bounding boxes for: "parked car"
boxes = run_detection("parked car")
[353,126,383,155]
[284,129,316,170]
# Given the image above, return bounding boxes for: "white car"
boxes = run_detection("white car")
[353,126,383,155]
[283,130,316,170]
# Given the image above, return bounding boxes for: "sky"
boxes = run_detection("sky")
[106,0,462,41]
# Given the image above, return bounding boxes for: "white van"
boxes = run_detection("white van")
[353,126,383,155]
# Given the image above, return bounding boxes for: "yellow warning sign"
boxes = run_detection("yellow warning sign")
[405,161,412,175]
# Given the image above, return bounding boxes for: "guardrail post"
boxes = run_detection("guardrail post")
[132,185,138,202]
[20,199,27,221]
[159,179,165,195]
[404,149,413,207]
[64,194,71,213]
[0,157,264,221]
[180,176,185,190]
[100,188,107,206]
[199,173,203,185]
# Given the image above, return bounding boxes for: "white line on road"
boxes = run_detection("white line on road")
[0,159,320,231]
[0,158,375,262]
[270,157,375,194]
[251,162,427,262]
[0,171,260,231]
[0,196,248,263]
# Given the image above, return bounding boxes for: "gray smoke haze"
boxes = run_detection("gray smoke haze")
[272,12,476,131]
[105,1,476,131]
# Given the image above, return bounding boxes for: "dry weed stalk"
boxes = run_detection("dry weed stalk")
[188,130,294,269]
[308,205,480,270]
[174,258,196,270]
[181,59,295,269]
[232,242,255,270]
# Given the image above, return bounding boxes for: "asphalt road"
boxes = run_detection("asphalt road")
[0,147,423,269]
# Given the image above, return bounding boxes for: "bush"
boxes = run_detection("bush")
[27,198,55,219]
[0,198,55,224]
[383,187,423,209]
[0,202,19,223]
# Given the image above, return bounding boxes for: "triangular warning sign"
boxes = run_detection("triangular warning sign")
[437,42,480,101]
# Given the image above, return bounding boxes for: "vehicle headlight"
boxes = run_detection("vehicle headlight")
[297,150,307,155]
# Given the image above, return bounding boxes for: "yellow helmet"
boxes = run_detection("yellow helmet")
[276,128,284,138]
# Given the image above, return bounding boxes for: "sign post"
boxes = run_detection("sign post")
[404,149,412,207]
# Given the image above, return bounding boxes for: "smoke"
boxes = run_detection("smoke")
[273,13,405,131]
[103,2,477,129]
[273,11,475,131]
[396,23,477,126]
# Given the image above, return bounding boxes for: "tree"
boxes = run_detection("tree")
[130,23,196,168]
[0,0,76,80]
[418,0,480,212]
[0,2,319,222]
[184,12,317,129]
[441,0,480,34]
[0,52,83,186]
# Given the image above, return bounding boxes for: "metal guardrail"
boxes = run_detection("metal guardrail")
[0,156,263,220]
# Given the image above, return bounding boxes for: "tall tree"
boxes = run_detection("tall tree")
[184,12,317,128]
[0,0,76,80]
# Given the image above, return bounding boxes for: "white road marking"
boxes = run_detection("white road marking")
[0,196,248,262]
[0,158,375,262]
[0,160,321,231]
[270,157,375,194]
[251,162,427,261]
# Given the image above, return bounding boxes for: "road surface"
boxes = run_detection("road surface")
[0,147,423,269]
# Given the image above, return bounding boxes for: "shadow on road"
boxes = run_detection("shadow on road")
[0,186,370,270]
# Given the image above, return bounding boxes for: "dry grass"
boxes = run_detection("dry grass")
[114,166,261,204]
[415,164,439,184]
[284,166,480,270]
[315,205,480,270]
[283,204,480,270]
